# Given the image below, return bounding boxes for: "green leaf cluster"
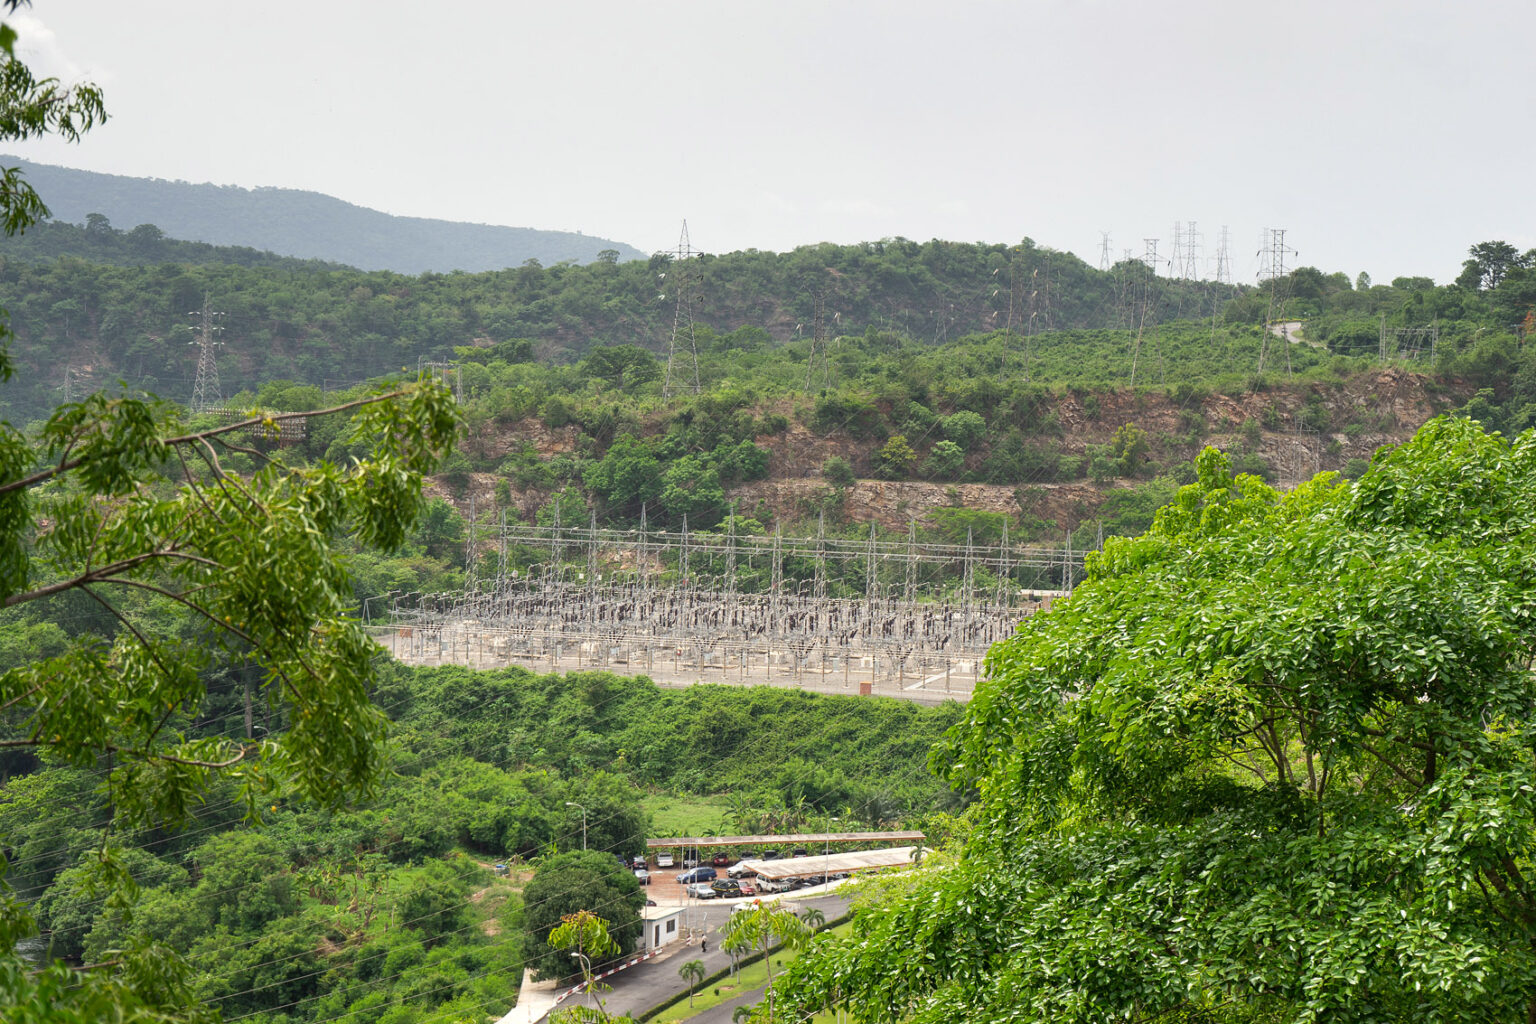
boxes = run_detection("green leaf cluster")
[782,416,1536,1022]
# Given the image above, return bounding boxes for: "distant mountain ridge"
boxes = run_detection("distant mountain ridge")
[0,157,647,273]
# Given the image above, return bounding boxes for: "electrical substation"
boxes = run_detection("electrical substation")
[372,512,1088,703]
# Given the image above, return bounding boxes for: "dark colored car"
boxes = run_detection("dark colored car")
[676,866,719,884]
[762,849,781,860]
[710,879,743,896]
[791,848,809,857]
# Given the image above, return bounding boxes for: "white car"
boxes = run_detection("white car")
[656,852,674,868]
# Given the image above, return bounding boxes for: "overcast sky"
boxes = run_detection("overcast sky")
[8,0,1533,283]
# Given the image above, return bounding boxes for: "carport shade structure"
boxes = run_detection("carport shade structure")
[736,846,926,880]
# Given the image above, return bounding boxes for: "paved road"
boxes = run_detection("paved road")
[553,892,847,1022]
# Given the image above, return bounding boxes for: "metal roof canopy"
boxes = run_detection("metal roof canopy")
[742,846,924,879]
[645,831,924,850]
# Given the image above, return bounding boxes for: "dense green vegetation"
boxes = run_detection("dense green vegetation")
[782,418,1536,1022]
[0,231,1247,422]
[4,9,1535,1021]
[3,213,1530,565]
[3,666,964,1023]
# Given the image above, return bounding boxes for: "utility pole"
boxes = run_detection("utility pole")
[187,294,225,413]
[663,220,701,398]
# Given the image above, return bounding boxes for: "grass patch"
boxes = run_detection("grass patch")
[644,794,733,837]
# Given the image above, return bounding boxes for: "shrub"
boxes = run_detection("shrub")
[922,440,965,480]
[874,435,917,480]
[822,456,856,488]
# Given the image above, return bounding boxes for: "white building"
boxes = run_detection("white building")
[640,905,686,951]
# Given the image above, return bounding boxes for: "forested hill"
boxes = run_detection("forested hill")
[0,230,1237,419]
[0,157,647,272]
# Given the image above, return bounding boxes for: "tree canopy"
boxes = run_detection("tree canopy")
[521,851,644,982]
[782,416,1536,1022]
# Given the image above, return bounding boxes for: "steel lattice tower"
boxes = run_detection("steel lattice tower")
[187,294,224,413]
[663,220,701,398]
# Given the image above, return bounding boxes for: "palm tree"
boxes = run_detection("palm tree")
[732,1006,755,1024]
[723,928,751,978]
[678,958,706,1009]
[721,901,812,1020]
[800,906,826,931]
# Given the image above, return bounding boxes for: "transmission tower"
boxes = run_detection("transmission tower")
[57,365,87,404]
[187,293,225,413]
[417,356,463,402]
[1039,251,1052,332]
[1098,232,1112,272]
[663,220,701,398]
[1129,240,1162,387]
[1170,223,1184,280]
[1212,225,1233,285]
[1256,228,1298,377]
[1181,221,1201,279]
[1115,248,1136,329]
[804,293,832,393]
[1005,247,1027,374]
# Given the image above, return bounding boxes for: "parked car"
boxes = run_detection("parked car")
[791,848,809,858]
[687,882,718,899]
[634,869,651,885]
[676,866,718,884]
[762,849,781,860]
[711,853,731,867]
[681,852,701,868]
[710,879,743,896]
[756,877,790,893]
[727,862,758,878]
[631,856,647,870]
[656,852,675,868]
[738,880,756,896]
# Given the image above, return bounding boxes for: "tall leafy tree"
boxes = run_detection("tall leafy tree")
[521,851,644,981]
[782,418,1536,1022]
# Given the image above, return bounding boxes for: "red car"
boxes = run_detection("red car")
[711,853,731,867]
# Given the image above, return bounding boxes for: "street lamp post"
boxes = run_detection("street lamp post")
[565,801,587,851]
[570,950,595,1009]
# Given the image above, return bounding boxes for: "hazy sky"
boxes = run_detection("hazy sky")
[9,0,1533,283]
